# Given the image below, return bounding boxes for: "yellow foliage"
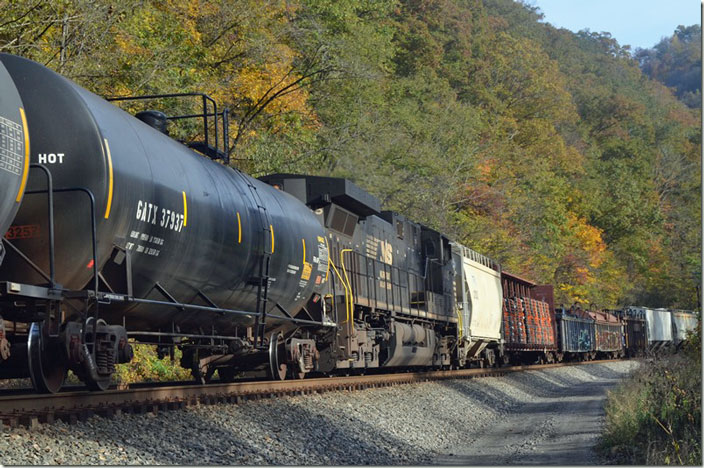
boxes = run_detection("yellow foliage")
[568,212,607,268]
[113,341,192,386]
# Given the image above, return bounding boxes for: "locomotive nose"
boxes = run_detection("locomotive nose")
[0,57,30,260]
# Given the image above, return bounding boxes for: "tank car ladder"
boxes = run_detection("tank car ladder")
[244,181,273,350]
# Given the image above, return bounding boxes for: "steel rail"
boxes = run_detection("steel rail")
[0,359,624,429]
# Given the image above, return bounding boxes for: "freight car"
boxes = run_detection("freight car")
[616,311,647,358]
[555,305,596,361]
[620,307,698,353]
[590,310,624,359]
[500,272,558,364]
[623,307,672,352]
[670,309,698,347]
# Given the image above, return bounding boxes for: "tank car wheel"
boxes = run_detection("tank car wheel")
[85,374,112,391]
[27,322,67,394]
[268,332,287,381]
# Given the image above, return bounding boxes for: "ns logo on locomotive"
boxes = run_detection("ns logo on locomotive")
[0,54,697,393]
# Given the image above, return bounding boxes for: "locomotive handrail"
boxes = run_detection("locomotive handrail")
[340,250,354,324]
[328,259,351,324]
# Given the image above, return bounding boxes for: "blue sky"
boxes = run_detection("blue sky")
[528,0,701,50]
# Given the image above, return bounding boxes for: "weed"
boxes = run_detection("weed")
[599,324,702,465]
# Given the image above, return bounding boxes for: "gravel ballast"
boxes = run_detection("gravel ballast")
[0,361,638,465]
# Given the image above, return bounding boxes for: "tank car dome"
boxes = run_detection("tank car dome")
[135,110,169,135]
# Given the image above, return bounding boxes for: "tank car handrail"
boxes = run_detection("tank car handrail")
[105,92,229,163]
[24,185,100,354]
[107,92,214,101]
[28,164,56,286]
[3,164,58,287]
[24,186,99,299]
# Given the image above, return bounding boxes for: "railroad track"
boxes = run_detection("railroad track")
[0,359,621,429]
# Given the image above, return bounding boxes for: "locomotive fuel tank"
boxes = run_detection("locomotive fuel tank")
[0,53,329,334]
[0,60,30,263]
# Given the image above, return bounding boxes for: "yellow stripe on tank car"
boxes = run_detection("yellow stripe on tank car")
[302,238,306,263]
[15,108,30,203]
[182,191,188,227]
[103,138,114,219]
[269,224,275,254]
[236,211,242,244]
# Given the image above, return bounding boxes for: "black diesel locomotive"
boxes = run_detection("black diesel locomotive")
[0,54,695,394]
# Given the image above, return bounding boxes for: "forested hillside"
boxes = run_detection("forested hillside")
[0,0,700,309]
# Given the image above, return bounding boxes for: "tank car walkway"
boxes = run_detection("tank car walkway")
[436,364,631,465]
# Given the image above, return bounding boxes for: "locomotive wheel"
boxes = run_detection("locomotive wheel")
[27,322,67,394]
[268,332,287,381]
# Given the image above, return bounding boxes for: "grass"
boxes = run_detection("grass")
[599,326,702,465]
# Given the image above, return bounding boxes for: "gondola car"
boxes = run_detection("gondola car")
[555,305,596,361]
[589,309,624,359]
[500,272,558,364]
